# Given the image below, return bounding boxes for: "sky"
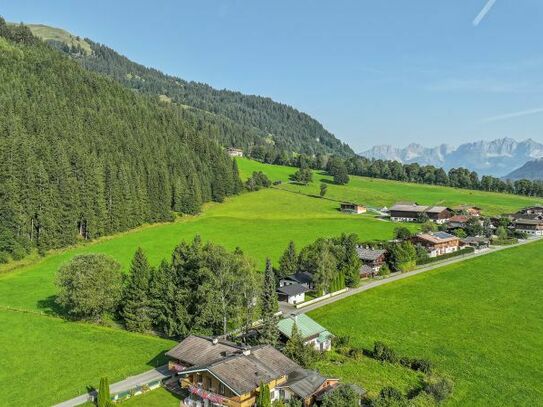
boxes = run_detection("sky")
[2,0,543,151]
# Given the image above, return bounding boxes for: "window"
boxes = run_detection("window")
[219,382,225,395]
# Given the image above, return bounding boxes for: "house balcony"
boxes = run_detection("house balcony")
[182,383,238,407]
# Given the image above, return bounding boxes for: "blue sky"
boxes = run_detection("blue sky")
[2,0,543,151]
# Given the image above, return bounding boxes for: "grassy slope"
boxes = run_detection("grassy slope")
[1,158,539,406]
[239,159,542,216]
[309,240,543,406]
[26,24,92,54]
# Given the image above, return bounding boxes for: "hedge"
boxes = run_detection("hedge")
[416,247,475,266]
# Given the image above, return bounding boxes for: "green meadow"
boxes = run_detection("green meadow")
[0,158,540,406]
[238,158,542,216]
[309,239,543,406]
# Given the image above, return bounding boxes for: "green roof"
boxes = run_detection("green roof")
[277,314,332,340]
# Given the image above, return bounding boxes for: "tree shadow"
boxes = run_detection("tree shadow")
[147,350,171,368]
[319,178,336,185]
[36,295,66,317]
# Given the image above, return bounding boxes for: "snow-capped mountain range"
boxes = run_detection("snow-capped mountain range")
[359,138,543,177]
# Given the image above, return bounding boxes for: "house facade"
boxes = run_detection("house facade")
[356,247,386,277]
[277,284,309,305]
[166,335,342,407]
[340,202,367,214]
[412,232,460,257]
[389,203,451,223]
[514,218,543,236]
[278,314,333,352]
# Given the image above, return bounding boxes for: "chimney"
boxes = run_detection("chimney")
[243,349,251,356]
[212,338,219,345]
[291,313,298,323]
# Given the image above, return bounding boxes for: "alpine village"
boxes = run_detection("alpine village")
[1,6,543,407]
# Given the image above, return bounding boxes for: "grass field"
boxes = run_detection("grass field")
[1,158,541,406]
[309,239,543,406]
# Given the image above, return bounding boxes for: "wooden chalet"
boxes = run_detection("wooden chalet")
[461,236,490,249]
[340,202,367,214]
[356,247,386,277]
[166,335,340,407]
[412,232,460,257]
[389,203,451,224]
[516,205,543,217]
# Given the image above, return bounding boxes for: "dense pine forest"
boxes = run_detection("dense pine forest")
[35,26,353,157]
[0,19,242,262]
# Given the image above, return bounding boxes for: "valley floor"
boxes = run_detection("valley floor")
[1,158,542,406]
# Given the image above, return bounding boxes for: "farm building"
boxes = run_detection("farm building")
[389,203,452,223]
[515,205,543,217]
[412,232,460,257]
[513,218,543,236]
[227,147,243,157]
[340,202,367,214]
[278,314,333,352]
[167,335,340,407]
[277,283,310,305]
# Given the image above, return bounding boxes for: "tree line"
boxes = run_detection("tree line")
[0,19,242,263]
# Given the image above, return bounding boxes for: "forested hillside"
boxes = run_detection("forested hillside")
[29,24,353,157]
[0,19,241,261]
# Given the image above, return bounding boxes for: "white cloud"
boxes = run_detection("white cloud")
[482,107,543,123]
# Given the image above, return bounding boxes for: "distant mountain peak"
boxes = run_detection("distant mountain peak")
[359,138,543,177]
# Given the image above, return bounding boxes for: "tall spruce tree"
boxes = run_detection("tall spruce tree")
[121,248,153,332]
[97,377,111,407]
[260,258,279,345]
[278,241,297,281]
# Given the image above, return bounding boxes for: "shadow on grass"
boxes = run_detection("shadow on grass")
[36,294,66,317]
[147,350,170,368]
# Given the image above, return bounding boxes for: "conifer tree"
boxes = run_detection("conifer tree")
[278,241,297,281]
[256,382,271,407]
[97,377,111,407]
[260,258,279,345]
[121,248,153,332]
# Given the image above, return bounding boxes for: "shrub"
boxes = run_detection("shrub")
[372,341,398,363]
[334,335,351,348]
[410,358,433,374]
[371,387,408,407]
[0,252,9,264]
[378,264,391,277]
[423,376,454,403]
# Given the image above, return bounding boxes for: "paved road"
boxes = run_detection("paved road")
[53,365,171,407]
[288,236,542,315]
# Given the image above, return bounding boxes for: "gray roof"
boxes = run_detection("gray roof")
[433,231,455,239]
[515,218,543,225]
[356,247,386,261]
[181,345,300,395]
[165,335,242,366]
[277,369,327,399]
[277,283,310,297]
[425,206,449,214]
[284,272,313,285]
[390,204,428,213]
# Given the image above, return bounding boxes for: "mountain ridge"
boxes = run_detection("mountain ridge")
[360,137,543,177]
[25,23,354,158]
[504,158,543,180]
